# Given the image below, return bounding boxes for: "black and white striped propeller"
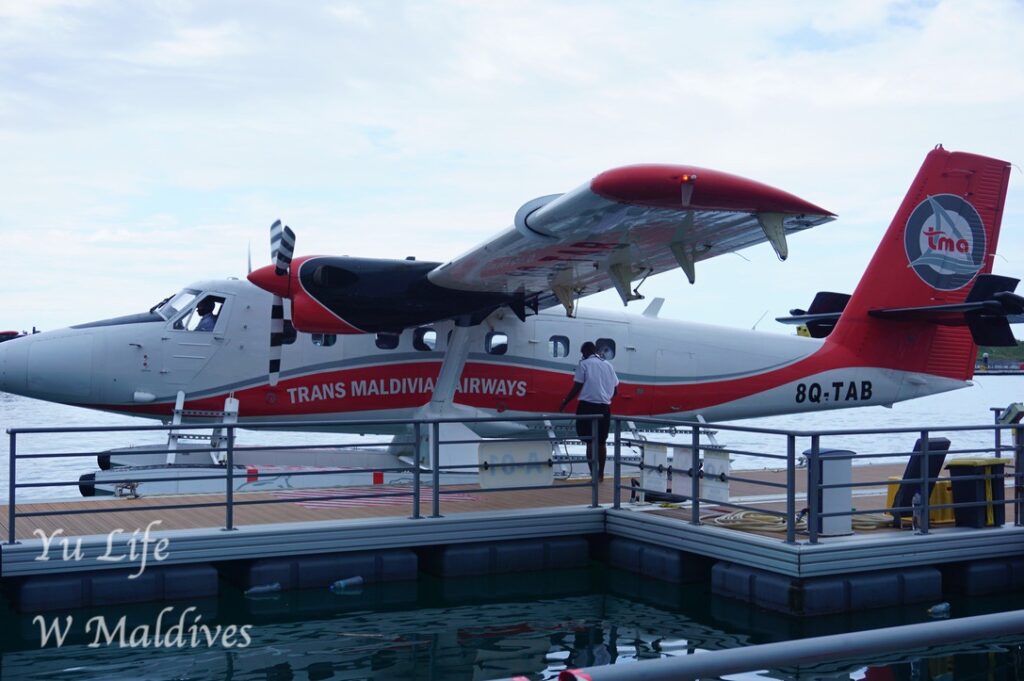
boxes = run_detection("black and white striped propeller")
[268,219,296,386]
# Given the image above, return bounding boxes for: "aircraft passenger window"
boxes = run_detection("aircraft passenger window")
[413,327,437,351]
[596,338,616,360]
[486,332,508,355]
[312,333,337,347]
[375,332,400,350]
[549,335,570,358]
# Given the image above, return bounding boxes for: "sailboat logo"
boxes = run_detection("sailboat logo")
[904,194,986,291]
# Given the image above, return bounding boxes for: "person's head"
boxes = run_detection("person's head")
[197,299,215,316]
[580,341,597,358]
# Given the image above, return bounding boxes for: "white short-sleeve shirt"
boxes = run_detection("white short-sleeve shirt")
[574,355,619,404]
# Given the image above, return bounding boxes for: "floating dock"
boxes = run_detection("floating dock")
[4,456,1022,617]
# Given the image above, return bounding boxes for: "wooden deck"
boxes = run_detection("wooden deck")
[0,462,926,542]
[1,480,612,541]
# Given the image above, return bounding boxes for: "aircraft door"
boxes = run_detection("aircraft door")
[161,294,232,386]
[582,321,642,412]
[529,320,576,409]
[531,320,574,362]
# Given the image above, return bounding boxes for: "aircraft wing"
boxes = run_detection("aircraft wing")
[248,163,835,336]
[428,164,834,314]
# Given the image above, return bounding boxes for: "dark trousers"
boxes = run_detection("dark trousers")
[576,401,611,481]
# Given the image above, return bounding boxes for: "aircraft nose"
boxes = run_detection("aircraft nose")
[0,335,29,396]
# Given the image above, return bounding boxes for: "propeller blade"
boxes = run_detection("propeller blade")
[266,219,296,387]
[269,294,285,386]
[271,221,296,275]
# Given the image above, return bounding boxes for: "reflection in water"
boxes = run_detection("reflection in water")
[2,567,1024,680]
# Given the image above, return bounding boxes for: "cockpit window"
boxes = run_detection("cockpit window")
[174,295,225,332]
[157,290,199,321]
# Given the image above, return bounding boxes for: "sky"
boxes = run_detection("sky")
[1,0,1023,333]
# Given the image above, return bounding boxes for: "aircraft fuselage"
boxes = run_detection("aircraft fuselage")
[0,278,966,433]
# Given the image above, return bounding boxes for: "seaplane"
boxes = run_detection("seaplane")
[0,146,1017,496]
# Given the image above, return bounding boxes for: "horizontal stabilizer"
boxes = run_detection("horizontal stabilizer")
[775,291,850,338]
[868,274,1021,346]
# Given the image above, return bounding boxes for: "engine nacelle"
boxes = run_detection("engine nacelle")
[251,256,515,335]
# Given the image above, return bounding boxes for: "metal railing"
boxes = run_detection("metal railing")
[5,412,1023,545]
[549,610,1024,681]
[4,414,601,544]
[610,416,1024,544]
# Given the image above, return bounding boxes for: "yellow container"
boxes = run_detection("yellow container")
[887,477,955,526]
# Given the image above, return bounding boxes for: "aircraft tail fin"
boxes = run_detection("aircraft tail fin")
[827,147,1012,381]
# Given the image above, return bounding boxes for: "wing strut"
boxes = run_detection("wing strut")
[411,325,477,473]
[430,325,472,410]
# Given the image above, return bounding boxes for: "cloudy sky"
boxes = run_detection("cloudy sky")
[2,0,1023,333]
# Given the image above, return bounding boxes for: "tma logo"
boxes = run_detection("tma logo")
[904,194,986,291]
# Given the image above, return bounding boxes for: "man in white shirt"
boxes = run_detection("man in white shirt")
[559,341,619,482]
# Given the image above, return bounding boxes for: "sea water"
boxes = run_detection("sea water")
[1,565,1023,680]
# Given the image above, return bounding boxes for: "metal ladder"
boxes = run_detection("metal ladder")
[165,391,240,465]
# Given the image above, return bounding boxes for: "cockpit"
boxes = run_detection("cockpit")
[154,289,227,332]
[153,289,197,321]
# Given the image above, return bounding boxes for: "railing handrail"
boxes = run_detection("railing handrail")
[11,412,1020,438]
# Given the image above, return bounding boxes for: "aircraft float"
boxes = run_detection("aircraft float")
[0,147,1017,494]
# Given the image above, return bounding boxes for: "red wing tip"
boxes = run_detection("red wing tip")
[591,164,832,216]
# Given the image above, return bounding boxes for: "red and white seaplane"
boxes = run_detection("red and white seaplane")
[0,147,1016,495]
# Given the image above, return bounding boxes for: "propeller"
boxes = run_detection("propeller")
[267,219,296,386]
[271,219,296,275]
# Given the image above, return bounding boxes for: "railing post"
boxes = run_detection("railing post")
[918,429,930,535]
[1014,425,1023,527]
[224,425,235,531]
[411,422,422,520]
[690,425,701,526]
[7,432,17,545]
[613,420,622,510]
[992,407,1004,458]
[431,421,442,518]
[786,434,796,545]
[808,435,820,544]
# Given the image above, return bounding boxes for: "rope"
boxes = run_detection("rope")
[710,510,893,533]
